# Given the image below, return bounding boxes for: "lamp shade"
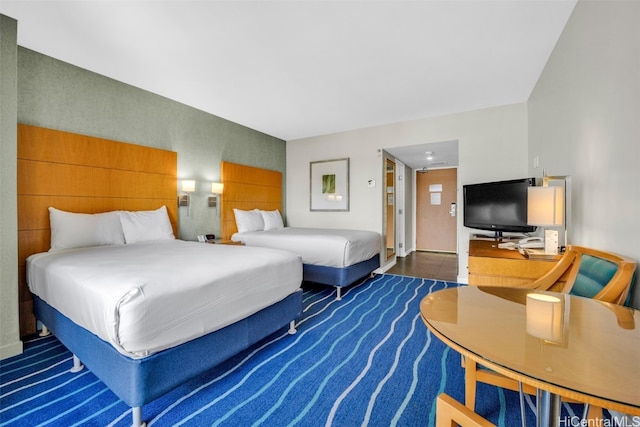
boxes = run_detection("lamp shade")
[527,186,563,226]
[181,180,196,193]
[211,182,224,194]
[526,293,564,343]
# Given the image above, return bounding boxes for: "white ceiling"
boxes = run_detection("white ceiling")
[386,139,459,170]
[1,0,576,149]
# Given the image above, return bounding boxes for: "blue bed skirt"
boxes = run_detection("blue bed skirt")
[33,290,302,408]
[302,254,380,287]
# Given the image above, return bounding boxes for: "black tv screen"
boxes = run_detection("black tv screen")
[463,178,536,235]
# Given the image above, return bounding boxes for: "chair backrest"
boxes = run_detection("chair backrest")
[436,393,495,427]
[564,246,637,306]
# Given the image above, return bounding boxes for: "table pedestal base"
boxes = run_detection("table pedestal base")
[537,389,561,427]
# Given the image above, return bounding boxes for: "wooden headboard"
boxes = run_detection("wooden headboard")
[220,161,282,240]
[17,124,178,336]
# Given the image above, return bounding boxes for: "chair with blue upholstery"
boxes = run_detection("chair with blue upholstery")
[464,245,637,417]
[525,245,636,305]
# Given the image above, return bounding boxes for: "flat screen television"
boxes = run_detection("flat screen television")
[463,177,536,236]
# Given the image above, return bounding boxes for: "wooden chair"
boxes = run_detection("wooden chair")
[520,245,637,305]
[464,245,637,414]
[436,393,495,427]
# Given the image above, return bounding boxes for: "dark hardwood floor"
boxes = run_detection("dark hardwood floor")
[386,251,458,282]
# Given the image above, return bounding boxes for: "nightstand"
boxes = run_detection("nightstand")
[207,239,243,245]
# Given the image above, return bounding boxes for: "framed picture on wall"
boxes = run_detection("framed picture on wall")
[310,158,349,211]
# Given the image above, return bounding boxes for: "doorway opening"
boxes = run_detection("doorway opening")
[384,140,459,257]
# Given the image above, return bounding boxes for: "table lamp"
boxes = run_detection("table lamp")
[527,186,564,254]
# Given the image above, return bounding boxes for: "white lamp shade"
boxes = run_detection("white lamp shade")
[528,186,564,226]
[181,180,196,193]
[526,293,564,342]
[211,182,224,194]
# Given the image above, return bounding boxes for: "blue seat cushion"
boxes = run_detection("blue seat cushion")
[570,254,617,300]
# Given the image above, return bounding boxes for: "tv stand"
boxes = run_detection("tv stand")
[472,233,520,241]
[472,233,499,239]
[468,238,562,287]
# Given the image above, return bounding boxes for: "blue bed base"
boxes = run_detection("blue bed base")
[302,254,380,298]
[33,290,302,425]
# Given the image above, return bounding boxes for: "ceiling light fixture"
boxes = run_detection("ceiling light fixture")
[425,151,434,161]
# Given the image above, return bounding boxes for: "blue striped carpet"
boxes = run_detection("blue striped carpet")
[2,274,588,426]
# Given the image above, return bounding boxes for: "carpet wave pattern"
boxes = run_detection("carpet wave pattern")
[2,274,588,426]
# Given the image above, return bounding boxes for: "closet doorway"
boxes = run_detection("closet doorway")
[385,158,396,260]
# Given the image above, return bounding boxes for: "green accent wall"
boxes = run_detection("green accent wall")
[1,19,286,355]
[17,47,287,241]
[0,14,22,359]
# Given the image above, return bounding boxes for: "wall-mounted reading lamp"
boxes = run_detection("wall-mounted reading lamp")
[179,180,196,216]
[209,182,224,208]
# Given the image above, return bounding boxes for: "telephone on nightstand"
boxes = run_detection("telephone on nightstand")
[497,236,544,250]
[518,237,544,249]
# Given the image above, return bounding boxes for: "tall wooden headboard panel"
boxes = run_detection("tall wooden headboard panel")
[220,161,282,240]
[17,124,178,336]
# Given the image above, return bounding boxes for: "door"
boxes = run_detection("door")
[416,168,457,252]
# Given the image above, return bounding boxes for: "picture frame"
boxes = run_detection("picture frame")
[310,158,350,211]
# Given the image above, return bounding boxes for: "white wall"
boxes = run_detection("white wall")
[528,0,640,307]
[287,103,529,278]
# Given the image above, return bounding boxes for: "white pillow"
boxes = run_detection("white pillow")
[233,208,264,233]
[49,207,125,251]
[119,206,175,244]
[259,209,284,230]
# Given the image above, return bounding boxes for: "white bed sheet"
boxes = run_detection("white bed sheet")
[27,240,302,358]
[231,227,381,268]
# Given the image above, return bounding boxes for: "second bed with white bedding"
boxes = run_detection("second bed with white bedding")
[27,240,302,358]
[231,227,381,268]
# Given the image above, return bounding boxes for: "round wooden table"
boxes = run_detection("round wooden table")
[420,286,640,426]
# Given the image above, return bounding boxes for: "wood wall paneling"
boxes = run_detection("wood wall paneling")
[17,124,176,175]
[220,161,282,240]
[16,124,178,337]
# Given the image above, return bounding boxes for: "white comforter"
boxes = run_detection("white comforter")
[231,227,381,268]
[27,240,302,358]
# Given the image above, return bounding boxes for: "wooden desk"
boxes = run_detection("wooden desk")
[468,239,562,287]
[420,286,640,426]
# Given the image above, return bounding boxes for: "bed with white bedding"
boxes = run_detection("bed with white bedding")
[231,209,381,298]
[232,227,380,269]
[27,207,303,427]
[28,240,303,358]
[16,128,306,427]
